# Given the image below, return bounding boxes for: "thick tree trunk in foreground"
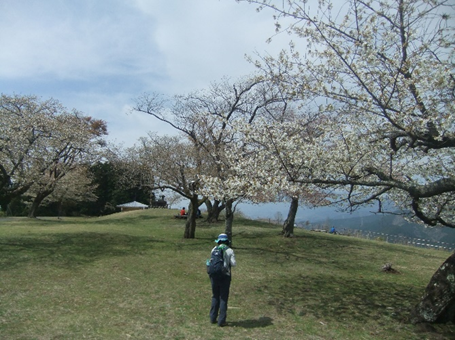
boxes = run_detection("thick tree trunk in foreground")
[282,196,299,237]
[411,252,455,324]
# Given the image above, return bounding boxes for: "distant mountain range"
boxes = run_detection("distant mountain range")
[238,201,455,245]
[298,213,455,244]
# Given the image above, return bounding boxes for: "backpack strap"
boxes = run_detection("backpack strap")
[217,244,230,272]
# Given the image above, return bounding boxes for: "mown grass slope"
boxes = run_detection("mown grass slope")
[0,209,453,339]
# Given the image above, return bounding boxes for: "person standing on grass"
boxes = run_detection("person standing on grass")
[208,233,236,327]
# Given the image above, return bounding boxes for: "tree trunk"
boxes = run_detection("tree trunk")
[0,200,8,214]
[205,199,225,223]
[183,194,199,239]
[411,252,455,324]
[0,181,33,213]
[28,190,52,218]
[57,200,63,219]
[224,199,234,241]
[204,199,214,221]
[282,196,299,237]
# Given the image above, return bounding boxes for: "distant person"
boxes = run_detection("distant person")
[180,207,186,216]
[207,233,236,327]
[196,208,201,218]
[329,226,337,234]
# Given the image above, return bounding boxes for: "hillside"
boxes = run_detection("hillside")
[0,210,454,339]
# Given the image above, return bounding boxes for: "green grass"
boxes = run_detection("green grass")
[0,209,454,339]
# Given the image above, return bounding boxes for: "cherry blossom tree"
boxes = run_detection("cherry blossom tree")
[134,77,292,239]
[109,142,156,192]
[234,0,455,323]
[27,113,106,217]
[37,165,98,218]
[132,133,207,238]
[212,114,330,236]
[0,94,107,217]
[0,94,56,211]
[236,0,455,227]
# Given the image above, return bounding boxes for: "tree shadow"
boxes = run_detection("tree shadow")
[0,232,161,270]
[229,316,273,328]
[254,273,455,338]
[261,273,417,321]
[234,240,454,338]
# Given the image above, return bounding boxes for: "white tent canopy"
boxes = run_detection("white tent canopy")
[116,201,148,211]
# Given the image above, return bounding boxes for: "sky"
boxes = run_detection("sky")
[0,0,291,147]
[0,0,381,221]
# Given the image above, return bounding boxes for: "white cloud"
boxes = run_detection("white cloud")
[0,0,291,146]
[58,91,177,146]
[0,0,163,80]
[133,0,285,93]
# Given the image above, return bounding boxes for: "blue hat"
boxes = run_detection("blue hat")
[215,233,229,243]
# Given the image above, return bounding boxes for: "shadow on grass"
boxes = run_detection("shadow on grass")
[229,316,273,328]
[260,273,418,321]
[235,238,454,338]
[257,273,455,338]
[239,240,418,321]
[0,232,160,270]
[91,214,163,224]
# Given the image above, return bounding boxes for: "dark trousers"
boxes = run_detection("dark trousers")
[209,275,231,325]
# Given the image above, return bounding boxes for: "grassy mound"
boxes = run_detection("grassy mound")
[0,209,453,339]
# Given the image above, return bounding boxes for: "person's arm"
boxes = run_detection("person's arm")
[229,249,236,267]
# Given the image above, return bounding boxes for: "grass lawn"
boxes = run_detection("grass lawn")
[0,209,454,339]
